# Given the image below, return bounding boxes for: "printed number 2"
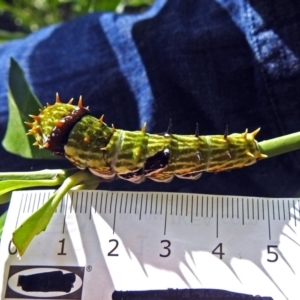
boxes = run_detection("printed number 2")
[108,239,119,256]
[212,243,225,259]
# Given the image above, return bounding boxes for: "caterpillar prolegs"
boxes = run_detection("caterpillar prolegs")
[26,95,267,183]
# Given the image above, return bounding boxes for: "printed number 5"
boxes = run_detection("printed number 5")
[267,245,278,262]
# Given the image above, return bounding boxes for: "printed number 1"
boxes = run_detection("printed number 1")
[58,238,67,255]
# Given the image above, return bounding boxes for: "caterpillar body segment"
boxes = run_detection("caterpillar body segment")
[26,96,267,183]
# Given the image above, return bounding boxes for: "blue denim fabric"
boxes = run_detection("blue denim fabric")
[0,0,300,198]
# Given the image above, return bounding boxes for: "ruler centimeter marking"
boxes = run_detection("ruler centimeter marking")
[9,191,299,242]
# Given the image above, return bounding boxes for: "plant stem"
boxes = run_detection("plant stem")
[258,131,300,158]
[0,168,77,181]
[0,168,79,196]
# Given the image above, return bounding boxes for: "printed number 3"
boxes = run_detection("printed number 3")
[160,240,171,257]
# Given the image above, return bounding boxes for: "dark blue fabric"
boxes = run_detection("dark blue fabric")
[1,0,300,198]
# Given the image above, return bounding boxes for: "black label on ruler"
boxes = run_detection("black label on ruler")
[5,265,84,299]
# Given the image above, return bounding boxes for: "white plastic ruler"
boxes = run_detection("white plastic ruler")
[0,190,300,299]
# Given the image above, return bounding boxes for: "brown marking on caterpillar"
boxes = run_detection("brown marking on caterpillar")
[46,106,90,156]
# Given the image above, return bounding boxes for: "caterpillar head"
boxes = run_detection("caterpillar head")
[25,93,90,155]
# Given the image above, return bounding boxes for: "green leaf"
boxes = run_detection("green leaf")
[2,58,57,159]
[0,30,26,43]
[0,211,8,240]
[121,0,153,7]
[13,192,63,256]
[0,192,12,204]
[92,0,120,11]
[12,170,101,256]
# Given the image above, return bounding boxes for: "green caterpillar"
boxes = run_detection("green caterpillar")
[26,94,267,183]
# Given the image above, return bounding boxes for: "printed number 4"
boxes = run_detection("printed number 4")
[212,243,225,259]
